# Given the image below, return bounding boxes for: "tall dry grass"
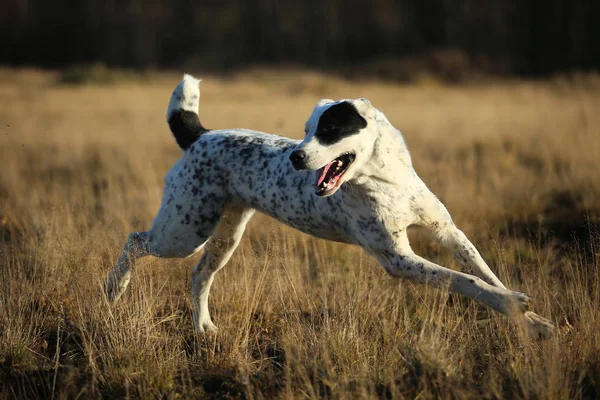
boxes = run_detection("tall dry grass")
[0,68,599,399]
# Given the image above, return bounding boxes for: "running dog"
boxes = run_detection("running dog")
[105,74,555,339]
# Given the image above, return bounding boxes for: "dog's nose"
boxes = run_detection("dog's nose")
[289,150,307,170]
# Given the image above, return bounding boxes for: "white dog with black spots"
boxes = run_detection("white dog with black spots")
[105,74,555,339]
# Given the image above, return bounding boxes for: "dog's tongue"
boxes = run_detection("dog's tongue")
[316,161,336,186]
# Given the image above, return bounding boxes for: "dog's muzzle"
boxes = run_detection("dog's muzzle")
[289,149,308,170]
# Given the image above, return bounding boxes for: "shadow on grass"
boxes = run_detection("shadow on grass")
[501,189,599,258]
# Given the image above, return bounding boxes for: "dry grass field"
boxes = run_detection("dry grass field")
[0,67,599,399]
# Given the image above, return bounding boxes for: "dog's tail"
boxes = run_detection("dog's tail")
[166,74,209,150]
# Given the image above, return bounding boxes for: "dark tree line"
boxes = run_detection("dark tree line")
[1,0,598,77]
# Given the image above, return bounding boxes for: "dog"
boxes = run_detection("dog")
[105,74,555,339]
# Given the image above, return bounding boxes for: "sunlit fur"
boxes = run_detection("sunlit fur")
[166,74,201,116]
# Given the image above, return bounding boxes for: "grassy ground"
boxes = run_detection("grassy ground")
[0,68,599,399]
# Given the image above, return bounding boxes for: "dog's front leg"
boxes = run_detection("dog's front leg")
[190,206,255,333]
[412,190,507,288]
[438,224,507,289]
[380,251,555,339]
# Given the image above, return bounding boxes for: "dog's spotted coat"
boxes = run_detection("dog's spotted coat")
[106,75,555,339]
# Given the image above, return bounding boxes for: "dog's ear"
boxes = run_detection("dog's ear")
[317,99,335,107]
[354,98,377,119]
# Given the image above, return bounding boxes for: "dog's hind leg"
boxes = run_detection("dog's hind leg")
[105,198,223,302]
[191,205,255,333]
[105,231,151,302]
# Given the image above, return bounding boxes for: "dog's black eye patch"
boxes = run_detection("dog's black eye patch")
[314,102,367,145]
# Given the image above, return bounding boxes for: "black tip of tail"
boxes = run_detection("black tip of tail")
[168,110,209,150]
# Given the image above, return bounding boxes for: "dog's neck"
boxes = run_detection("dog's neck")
[350,112,415,189]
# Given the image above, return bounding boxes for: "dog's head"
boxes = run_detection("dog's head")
[290,98,378,197]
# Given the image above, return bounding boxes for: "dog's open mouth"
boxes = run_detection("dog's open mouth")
[314,152,355,197]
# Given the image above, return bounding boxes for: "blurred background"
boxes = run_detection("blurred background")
[1,0,599,80]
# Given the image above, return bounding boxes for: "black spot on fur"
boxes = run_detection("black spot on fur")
[168,110,209,150]
[314,102,367,145]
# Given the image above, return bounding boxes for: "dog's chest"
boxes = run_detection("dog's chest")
[263,189,356,244]
[342,185,412,249]
[266,183,412,246]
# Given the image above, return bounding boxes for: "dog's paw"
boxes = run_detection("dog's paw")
[105,275,128,303]
[503,290,533,314]
[503,291,555,339]
[195,319,218,334]
[105,286,121,303]
[105,286,116,302]
[518,311,556,340]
